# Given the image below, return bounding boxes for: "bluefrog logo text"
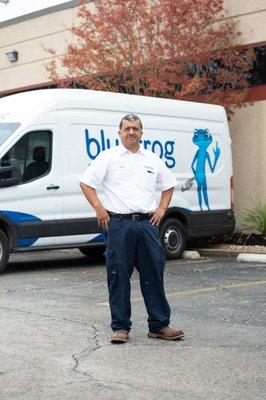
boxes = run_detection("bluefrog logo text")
[85,129,175,168]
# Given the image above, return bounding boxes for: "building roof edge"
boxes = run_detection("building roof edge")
[0,0,92,28]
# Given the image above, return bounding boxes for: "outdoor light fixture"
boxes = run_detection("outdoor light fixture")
[6,50,18,63]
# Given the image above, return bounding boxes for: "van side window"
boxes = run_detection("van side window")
[0,130,52,184]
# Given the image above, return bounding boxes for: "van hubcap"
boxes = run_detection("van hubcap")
[163,226,181,253]
[0,242,2,260]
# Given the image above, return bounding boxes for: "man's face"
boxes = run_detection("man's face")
[119,119,143,149]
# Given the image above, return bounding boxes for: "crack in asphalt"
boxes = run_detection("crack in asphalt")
[72,324,102,361]
[73,367,159,393]
[70,327,162,392]
[71,360,149,392]
[72,324,108,380]
[0,306,90,326]
[70,324,144,392]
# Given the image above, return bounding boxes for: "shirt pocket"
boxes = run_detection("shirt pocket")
[143,170,156,192]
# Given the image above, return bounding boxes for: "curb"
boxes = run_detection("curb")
[237,253,266,263]
[195,247,266,261]
[182,250,201,260]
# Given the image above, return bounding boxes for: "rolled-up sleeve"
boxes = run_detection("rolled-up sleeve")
[79,152,109,189]
[156,158,177,191]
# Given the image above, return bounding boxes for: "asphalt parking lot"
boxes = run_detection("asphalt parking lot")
[0,250,265,400]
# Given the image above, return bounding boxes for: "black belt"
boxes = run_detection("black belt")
[108,212,151,221]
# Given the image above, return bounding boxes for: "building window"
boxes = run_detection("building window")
[248,46,266,87]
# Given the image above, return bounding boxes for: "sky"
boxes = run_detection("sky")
[0,0,69,23]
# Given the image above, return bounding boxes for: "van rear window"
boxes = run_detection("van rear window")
[0,123,20,146]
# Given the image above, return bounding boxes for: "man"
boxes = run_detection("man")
[80,114,184,343]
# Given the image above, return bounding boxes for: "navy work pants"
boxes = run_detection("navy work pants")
[105,218,171,332]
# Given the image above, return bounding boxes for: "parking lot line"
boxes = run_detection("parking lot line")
[97,280,266,306]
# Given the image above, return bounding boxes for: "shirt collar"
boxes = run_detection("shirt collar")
[117,144,147,156]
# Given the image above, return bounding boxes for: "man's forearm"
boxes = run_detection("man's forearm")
[80,182,110,230]
[159,187,174,210]
[80,182,103,211]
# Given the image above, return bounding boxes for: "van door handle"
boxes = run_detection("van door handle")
[46,185,60,190]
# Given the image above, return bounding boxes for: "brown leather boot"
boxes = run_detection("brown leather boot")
[111,330,129,343]
[148,326,185,340]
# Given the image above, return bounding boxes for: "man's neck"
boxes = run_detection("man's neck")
[123,144,140,153]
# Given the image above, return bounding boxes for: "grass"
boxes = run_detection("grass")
[243,201,266,238]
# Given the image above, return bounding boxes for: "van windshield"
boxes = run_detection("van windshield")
[0,123,20,146]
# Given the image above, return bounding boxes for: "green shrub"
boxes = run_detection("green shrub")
[243,201,266,238]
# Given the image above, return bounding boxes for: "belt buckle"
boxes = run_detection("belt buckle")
[132,213,139,221]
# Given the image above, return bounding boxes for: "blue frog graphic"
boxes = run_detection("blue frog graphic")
[191,128,220,210]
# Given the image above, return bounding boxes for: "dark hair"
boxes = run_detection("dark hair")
[119,114,143,130]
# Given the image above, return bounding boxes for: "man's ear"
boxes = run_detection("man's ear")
[118,130,121,137]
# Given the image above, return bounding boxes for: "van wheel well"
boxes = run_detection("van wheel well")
[159,211,188,259]
[0,220,14,252]
[162,211,188,229]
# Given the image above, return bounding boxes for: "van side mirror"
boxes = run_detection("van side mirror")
[0,158,22,187]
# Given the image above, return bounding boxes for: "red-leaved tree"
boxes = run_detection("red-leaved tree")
[46,0,254,116]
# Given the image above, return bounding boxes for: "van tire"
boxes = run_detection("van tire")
[0,229,10,274]
[79,246,105,257]
[160,218,187,259]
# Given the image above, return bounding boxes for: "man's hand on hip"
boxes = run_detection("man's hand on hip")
[150,187,174,226]
[150,206,166,226]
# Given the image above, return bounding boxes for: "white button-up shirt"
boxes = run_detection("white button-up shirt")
[80,145,177,214]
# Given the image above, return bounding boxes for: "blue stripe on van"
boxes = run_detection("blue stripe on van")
[89,233,105,243]
[0,210,40,247]
[18,238,38,247]
[0,211,106,247]
[0,210,41,223]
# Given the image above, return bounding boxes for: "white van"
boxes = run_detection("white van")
[0,89,235,273]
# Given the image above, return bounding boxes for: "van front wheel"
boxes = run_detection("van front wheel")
[0,229,10,274]
[160,218,187,259]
